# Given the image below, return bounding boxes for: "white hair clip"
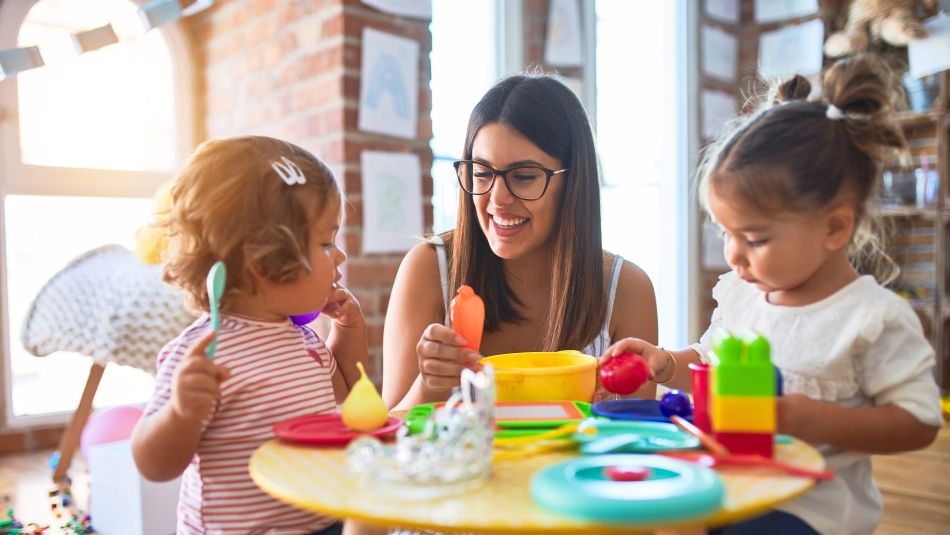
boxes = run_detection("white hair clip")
[272,156,306,185]
[825,104,845,121]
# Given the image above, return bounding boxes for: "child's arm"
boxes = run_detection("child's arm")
[599,338,704,392]
[131,331,229,481]
[780,304,942,454]
[778,395,939,453]
[323,283,368,396]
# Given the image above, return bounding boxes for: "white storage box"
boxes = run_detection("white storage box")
[88,439,181,535]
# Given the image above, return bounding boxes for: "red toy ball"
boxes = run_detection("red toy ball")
[599,352,650,395]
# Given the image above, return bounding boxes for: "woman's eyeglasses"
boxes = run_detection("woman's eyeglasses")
[453,160,567,201]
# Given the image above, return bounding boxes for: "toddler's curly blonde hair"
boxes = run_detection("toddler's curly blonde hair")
[160,135,341,312]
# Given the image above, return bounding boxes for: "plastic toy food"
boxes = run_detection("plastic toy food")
[659,390,693,418]
[451,285,485,352]
[599,352,649,395]
[603,465,651,482]
[289,311,320,325]
[341,362,389,431]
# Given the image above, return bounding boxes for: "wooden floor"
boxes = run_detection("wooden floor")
[1,426,948,534]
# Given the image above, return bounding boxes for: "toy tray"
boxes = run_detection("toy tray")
[592,399,693,423]
[406,400,591,436]
[531,454,723,524]
[273,413,401,446]
[573,419,700,453]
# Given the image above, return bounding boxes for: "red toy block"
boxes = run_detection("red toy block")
[714,431,773,458]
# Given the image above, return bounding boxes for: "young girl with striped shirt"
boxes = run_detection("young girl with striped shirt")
[132,135,367,534]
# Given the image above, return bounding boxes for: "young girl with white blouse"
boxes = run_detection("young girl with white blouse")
[602,54,943,534]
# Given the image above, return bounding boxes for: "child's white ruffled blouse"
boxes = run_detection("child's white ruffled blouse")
[691,271,943,535]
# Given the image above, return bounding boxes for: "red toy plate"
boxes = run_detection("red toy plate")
[273,413,402,446]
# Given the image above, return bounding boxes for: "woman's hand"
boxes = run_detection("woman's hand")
[322,283,365,329]
[171,331,230,423]
[416,323,482,392]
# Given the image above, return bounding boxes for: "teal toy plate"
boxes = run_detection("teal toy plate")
[574,419,700,453]
[407,401,591,437]
[531,454,724,524]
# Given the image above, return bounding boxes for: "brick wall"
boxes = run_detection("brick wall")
[694,0,841,332]
[185,0,433,380]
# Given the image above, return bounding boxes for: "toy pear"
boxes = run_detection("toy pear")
[341,362,389,431]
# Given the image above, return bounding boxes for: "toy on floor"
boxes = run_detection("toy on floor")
[709,329,776,458]
[451,285,484,351]
[341,362,389,431]
[599,352,649,395]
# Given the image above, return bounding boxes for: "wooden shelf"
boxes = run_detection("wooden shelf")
[896,109,946,127]
[879,206,941,219]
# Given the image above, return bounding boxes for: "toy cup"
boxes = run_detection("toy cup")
[688,362,712,433]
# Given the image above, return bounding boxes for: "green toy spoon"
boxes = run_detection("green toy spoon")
[205,260,227,359]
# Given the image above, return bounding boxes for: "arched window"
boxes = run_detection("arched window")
[0,0,195,422]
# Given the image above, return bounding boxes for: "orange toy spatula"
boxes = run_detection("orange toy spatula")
[451,285,485,352]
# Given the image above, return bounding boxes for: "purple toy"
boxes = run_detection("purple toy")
[659,389,693,419]
[290,311,321,325]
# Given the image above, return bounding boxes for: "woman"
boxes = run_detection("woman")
[382,74,658,409]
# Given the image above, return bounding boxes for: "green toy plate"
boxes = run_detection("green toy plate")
[406,400,591,437]
[573,419,700,453]
[531,454,724,524]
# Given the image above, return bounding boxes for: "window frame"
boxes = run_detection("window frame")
[584,0,699,348]
[0,0,197,428]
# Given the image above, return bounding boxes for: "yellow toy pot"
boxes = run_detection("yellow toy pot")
[480,350,597,402]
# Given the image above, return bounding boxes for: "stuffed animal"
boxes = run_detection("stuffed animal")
[824,0,938,57]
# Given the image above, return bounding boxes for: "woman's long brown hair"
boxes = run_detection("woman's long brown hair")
[445,74,607,352]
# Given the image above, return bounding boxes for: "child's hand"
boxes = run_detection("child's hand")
[171,331,230,423]
[599,337,669,381]
[776,393,821,438]
[322,283,365,328]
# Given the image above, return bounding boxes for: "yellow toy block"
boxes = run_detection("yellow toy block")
[711,394,776,433]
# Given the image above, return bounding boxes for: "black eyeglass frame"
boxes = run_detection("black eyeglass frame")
[452,160,568,201]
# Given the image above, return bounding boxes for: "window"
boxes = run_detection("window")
[0,0,195,422]
[594,0,693,347]
[429,0,502,233]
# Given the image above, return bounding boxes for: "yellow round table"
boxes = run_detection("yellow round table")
[249,435,825,534]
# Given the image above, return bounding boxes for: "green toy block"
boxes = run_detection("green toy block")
[710,329,775,397]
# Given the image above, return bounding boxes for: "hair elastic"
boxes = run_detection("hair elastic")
[825,104,845,121]
[272,156,306,185]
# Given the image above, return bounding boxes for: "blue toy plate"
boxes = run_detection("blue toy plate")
[531,454,724,524]
[573,419,699,453]
[592,399,694,423]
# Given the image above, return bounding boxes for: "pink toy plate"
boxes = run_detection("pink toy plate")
[273,413,401,446]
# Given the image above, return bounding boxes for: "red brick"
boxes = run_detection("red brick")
[31,426,64,449]
[344,230,361,256]
[246,17,279,47]
[345,199,362,223]
[367,320,385,346]
[323,12,345,39]
[0,431,28,455]
[346,258,401,287]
